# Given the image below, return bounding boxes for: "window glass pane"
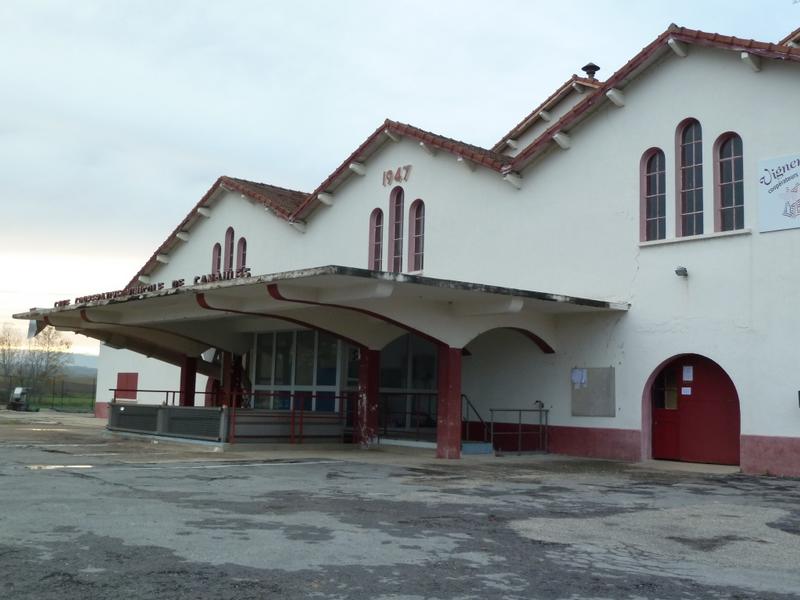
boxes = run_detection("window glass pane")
[255,333,273,385]
[646,174,656,195]
[721,184,733,207]
[273,390,291,410]
[410,335,437,389]
[274,332,294,385]
[694,214,703,235]
[720,138,732,159]
[683,145,693,166]
[721,208,733,231]
[316,332,338,386]
[315,391,336,412]
[720,160,732,183]
[734,182,744,205]
[344,344,360,388]
[695,166,703,187]
[646,197,656,218]
[646,221,657,241]
[734,206,744,229]
[295,330,315,386]
[683,168,693,189]
[658,219,666,240]
[733,156,743,181]
[380,335,408,388]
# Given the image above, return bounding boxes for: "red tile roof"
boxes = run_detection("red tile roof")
[126,176,309,288]
[508,25,800,173]
[492,76,603,153]
[779,26,800,46]
[290,119,507,220]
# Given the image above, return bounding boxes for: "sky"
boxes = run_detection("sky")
[0,0,796,354]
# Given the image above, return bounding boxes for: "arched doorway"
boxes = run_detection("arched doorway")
[650,354,740,465]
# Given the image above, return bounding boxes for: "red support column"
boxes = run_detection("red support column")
[356,349,380,447]
[179,356,197,407]
[436,346,462,459]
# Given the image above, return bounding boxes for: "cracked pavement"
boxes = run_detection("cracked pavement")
[1,410,799,599]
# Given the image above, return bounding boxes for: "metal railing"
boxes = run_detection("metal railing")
[377,392,437,441]
[461,393,489,442]
[489,408,549,454]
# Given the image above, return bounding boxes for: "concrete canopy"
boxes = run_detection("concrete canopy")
[16,266,629,366]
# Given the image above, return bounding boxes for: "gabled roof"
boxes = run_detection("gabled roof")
[290,118,508,220]
[126,176,309,288]
[492,76,602,153]
[779,26,800,46]
[506,25,800,174]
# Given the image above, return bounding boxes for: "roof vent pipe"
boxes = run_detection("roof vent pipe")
[581,62,600,80]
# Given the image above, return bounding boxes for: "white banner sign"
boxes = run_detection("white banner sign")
[759,153,800,233]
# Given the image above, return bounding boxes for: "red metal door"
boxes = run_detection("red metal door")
[651,355,740,465]
[653,408,680,460]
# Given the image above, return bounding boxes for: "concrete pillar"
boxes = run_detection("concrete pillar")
[221,351,234,407]
[436,346,462,459]
[179,356,197,407]
[356,348,380,447]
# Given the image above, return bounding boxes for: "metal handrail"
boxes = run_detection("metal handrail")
[461,393,489,442]
[489,408,549,454]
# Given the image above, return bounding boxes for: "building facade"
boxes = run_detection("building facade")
[18,25,800,475]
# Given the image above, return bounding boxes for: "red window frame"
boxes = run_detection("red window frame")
[676,119,703,237]
[368,208,383,270]
[387,187,404,273]
[714,133,744,232]
[407,199,425,271]
[640,149,666,242]
[236,237,247,271]
[224,227,234,272]
[212,243,221,275]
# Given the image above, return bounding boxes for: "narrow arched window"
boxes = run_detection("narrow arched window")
[236,237,247,271]
[224,227,234,272]
[641,149,666,241]
[388,187,404,273]
[368,208,383,270]
[716,133,744,232]
[212,243,221,276]
[408,199,425,271]
[677,119,703,236]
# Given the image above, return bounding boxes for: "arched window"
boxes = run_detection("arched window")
[368,208,383,270]
[212,243,221,276]
[224,227,234,272]
[677,119,703,236]
[408,199,425,271]
[716,133,744,232]
[388,187,404,273]
[641,149,666,241]
[236,237,247,271]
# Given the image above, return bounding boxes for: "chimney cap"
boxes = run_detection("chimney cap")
[581,62,600,80]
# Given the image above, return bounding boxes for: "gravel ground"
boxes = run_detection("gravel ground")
[0,409,799,599]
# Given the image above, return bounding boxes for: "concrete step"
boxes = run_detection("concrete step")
[461,441,494,455]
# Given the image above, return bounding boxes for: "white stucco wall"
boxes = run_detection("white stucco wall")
[97,44,800,439]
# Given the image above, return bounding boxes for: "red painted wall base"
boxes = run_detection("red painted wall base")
[548,426,642,462]
[741,435,800,477]
[94,402,110,419]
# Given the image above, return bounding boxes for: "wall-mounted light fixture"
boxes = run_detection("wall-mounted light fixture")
[675,266,689,277]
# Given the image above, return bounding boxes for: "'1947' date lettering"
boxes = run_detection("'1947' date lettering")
[382,165,412,186]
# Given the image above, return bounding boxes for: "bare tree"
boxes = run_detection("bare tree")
[0,324,23,397]
[16,326,73,398]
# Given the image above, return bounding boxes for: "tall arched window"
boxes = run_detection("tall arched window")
[716,133,744,232]
[641,149,666,241]
[368,208,383,270]
[224,227,234,272]
[212,243,221,276]
[236,237,247,271]
[408,199,425,271]
[677,119,703,236]
[388,187,404,273]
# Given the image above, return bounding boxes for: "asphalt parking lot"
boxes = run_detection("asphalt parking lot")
[0,409,799,599]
